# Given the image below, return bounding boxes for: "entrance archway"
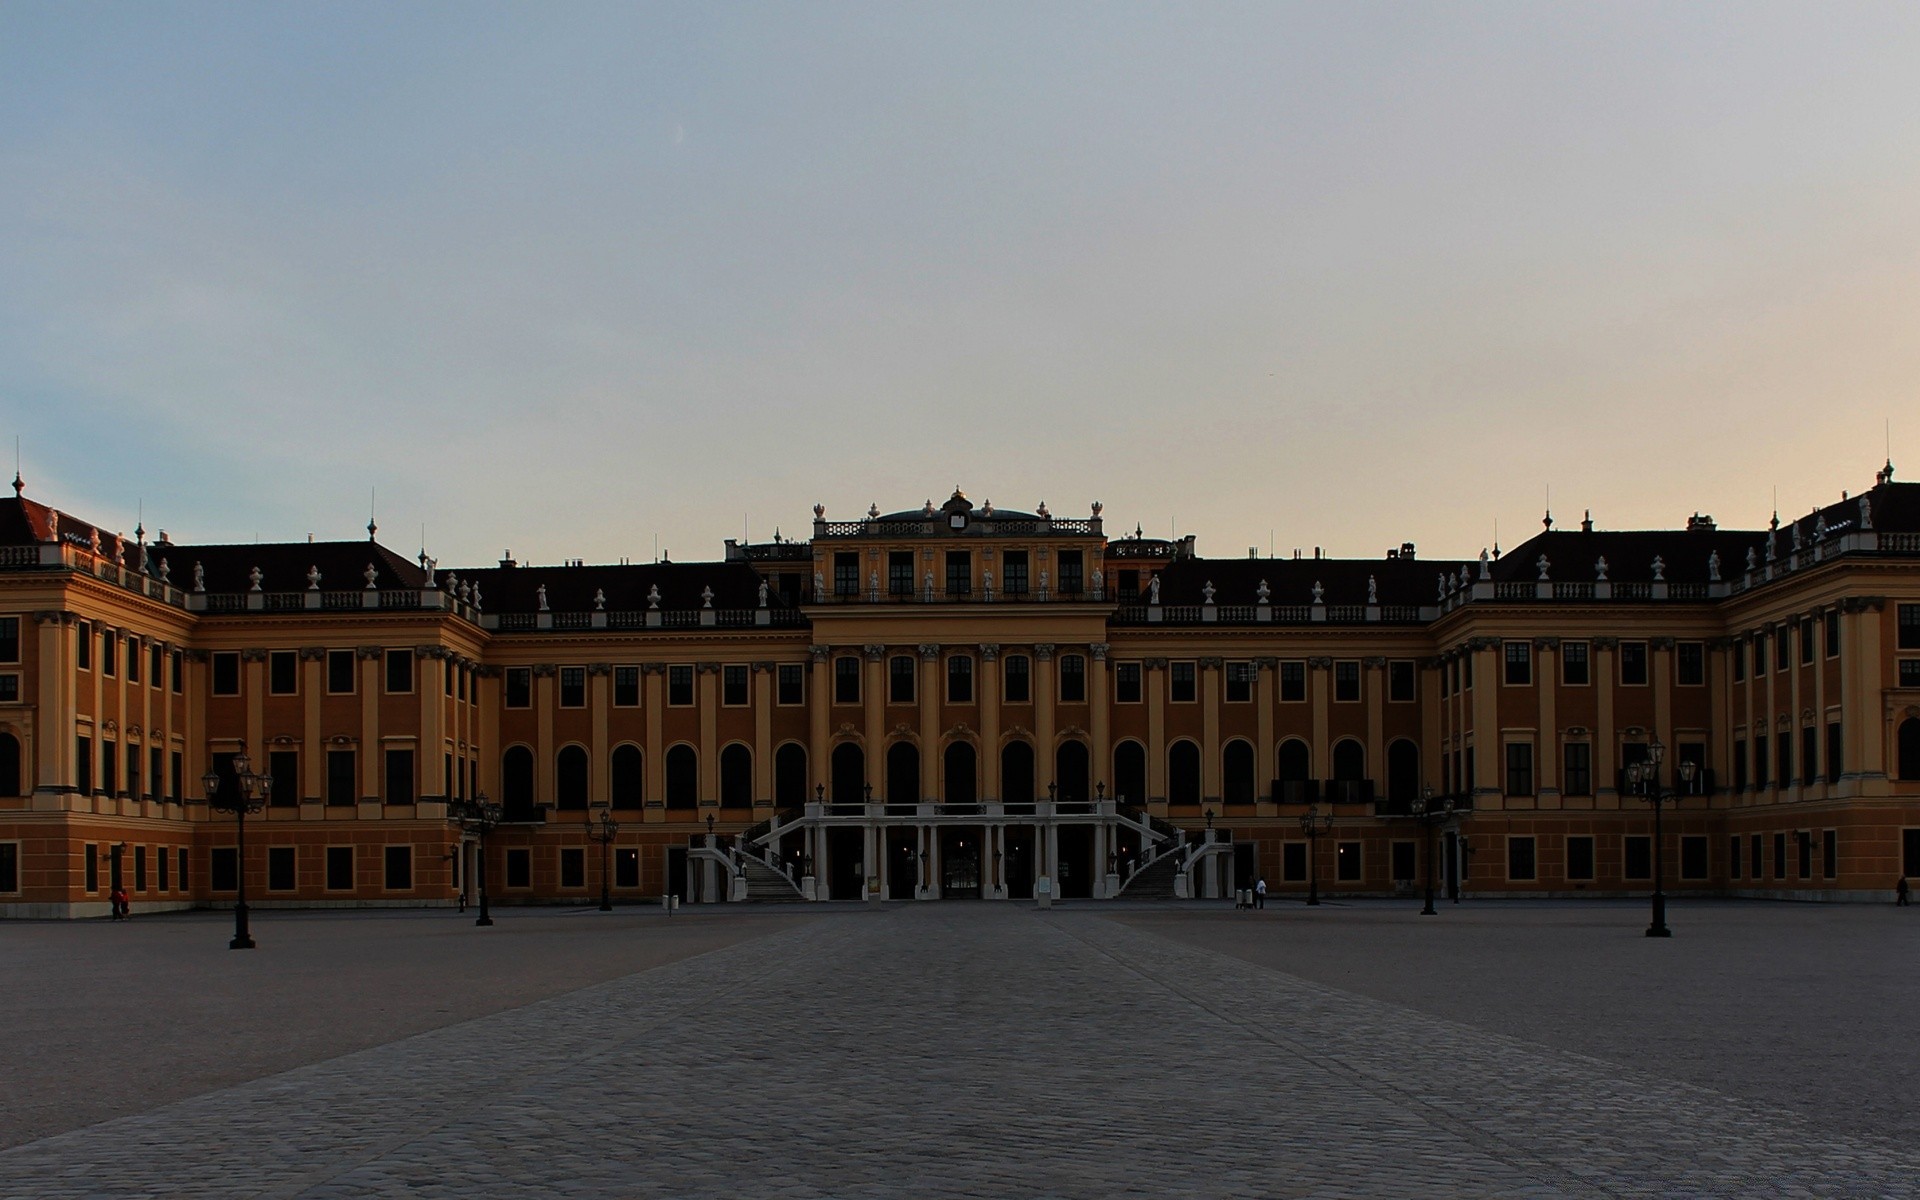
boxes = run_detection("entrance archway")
[1056,741,1090,803]
[1001,741,1035,805]
[886,742,919,805]
[830,742,864,803]
[944,742,977,804]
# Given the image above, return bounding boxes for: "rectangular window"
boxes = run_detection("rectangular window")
[77,734,93,794]
[384,649,414,694]
[0,616,16,662]
[1777,736,1791,791]
[1677,642,1705,686]
[156,845,169,891]
[560,847,586,889]
[170,648,182,693]
[1799,618,1815,666]
[125,638,139,683]
[504,667,532,708]
[1826,611,1841,658]
[1773,832,1787,879]
[1823,829,1837,880]
[102,631,117,677]
[268,847,296,891]
[1004,550,1029,596]
[327,649,357,695]
[326,846,354,891]
[615,847,640,888]
[947,655,973,703]
[1563,742,1592,796]
[268,750,299,807]
[1388,660,1415,703]
[1005,654,1034,704]
[150,643,163,686]
[1623,836,1651,880]
[1334,661,1360,702]
[1391,841,1416,882]
[210,847,238,892]
[1113,661,1139,704]
[1732,641,1745,683]
[149,747,163,799]
[1904,829,1920,878]
[833,657,859,704]
[1223,661,1254,703]
[326,749,356,806]
[670,665,696,706]
[1827,723,1843,784]
[833,552,859,597]
[445,660,455,697]
[211,651,240,696]
[1336,841,1362,882]
[1505,742,1534,796]
[944,550,971,596]
[1507,836,1537,881]
[1059,549,1084,596]
[1282,841,1307,882]
[558,667,586,708]
[383,845,413,890]
[170,751,182,803]
[1680,836,1707,881]
[1753,735,1769,788]
[723,664,749,706]
[1117,569,1140,601]
[1059,654,1086,703]
[1901,660,1920,689]
[1504,641,1531,686]
[614,666,640,707]
[1798,831,1813,879]
[1619,642,1648,686]
[506,848,531,888]
[777,664,804,705]
[1751,833,1763,880]
[1752,635,1767,677]
[133,845,147,891]
[385,749,415,806]
[0,674,20,704]
[1734,739,1748,791]
[1170,661,1196,703]
[77,621,92,670]
[1566,836,1595,881]
[888,551,914,596]
[1279,661,1305,702]
[1729,835,1742,881]
[102,743,116,796]
[886,655,915,704]
[177,847,188,890]
[269,650,298,695]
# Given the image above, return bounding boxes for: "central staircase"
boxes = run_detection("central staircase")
[738,856,806,901]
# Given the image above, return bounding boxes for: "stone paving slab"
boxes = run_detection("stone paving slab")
[4,905,1916,1198]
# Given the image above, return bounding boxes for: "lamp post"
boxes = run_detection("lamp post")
[589,808,619,912]
[1626,738,1695,938]
[1411,785,1454,917]
[450,791,502,926]
[200,746,271,950]
[1298,802,1332,906]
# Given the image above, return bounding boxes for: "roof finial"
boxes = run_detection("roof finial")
[368,487,377,542]
[11,436,20,495]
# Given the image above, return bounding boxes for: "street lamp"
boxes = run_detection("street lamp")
[199,746,271,950]
[589,808,619,912]
[1626,738,1695,938]
[1298,802,1333,906]
[449,791,502,926]
[1411,785,1454,917]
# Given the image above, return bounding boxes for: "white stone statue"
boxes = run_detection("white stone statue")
[1478,548,1491,579]
[1092,568,1103,598]
[868,570,878,596]
[757,580,768,608]
[1651,555,1665,582]
[46,510,58,540]
[1536,554,1550,581]
[113,533,125,566]
[1367,576,1377,604]
[536,584,549,611]
[364,562,379,589]
[470,581,483,608]
[458,580,471,603]
[423,557,437,588]
[813,571,824,598]
[88,527,100,556]
[1595,556,1609,581]
[648,584,662,609]
[1148,574,1162,604]
[248,565,263,592]
[307,565,321,591]
[982,568,993,595]
[1310,580,1323,604]
[193,561,205,592]
[594,588,607,611]
[1039,570,1049,595]
[139,542,151,574]
[1257,579,1271,604]
[1437,573,1447,601]
[157,557,170,583]
[701,586,714,608]
[1707,551,1721,582]
[1860,494,1874,530]
[1745,546,1758,571]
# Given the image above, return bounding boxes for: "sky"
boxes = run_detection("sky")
[2,1,1917,570]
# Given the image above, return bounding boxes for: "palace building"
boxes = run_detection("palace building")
[2,469,1918,918]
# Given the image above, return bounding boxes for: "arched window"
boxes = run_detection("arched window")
[831,742,864,804]
[1001,741,1035,805]
[1056,741,1090,803]
[1901,718,1920,781]
[886,742,919,805]
[774,744,807,808]
[1386,739,1420,805]
[501,746,536,816]
[1113,741,1147,808]
[1167,740,1201,807]
[555,745,589,810]
[1276,739,1312,804]
[610,745,643,809]
[945,742,977,804]
[1331,738,1366,803]
[720,744,752,808]
[1223,740,1255,807]
[0,731,19,798]
[665,745,698,809]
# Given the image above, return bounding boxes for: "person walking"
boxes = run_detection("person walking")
[1898,876,1910,907]
[1254,876,1267,910]
[109,885,129,919]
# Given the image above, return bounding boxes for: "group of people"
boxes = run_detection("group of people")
[107,886,130,919]
[1235,877,1268,910]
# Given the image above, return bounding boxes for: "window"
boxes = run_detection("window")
[1729,836,1742,881]
[560,848,586,889]
[1799,618,1815,666]
[1504,641,1531,686]
[1680,836,1707,881]
[102,630,117,677]
[1827,723,1843,784]
[947,655,973,703]
[326,749,356,806]
[211,652,240,696]
[1773,832,1787,879]
[383,845,413,890]
[1004,551,1029,596]
[1902,660,1920,689]
[1826,612,1841,658]
[889,656,916,704]
[385,749,415,805]
[777,664,804,705]
[558,667,586,708]
[268,751,298,807]
[1624,836,1651,880]
[268,847,296,891]
[1117,569,1139,601]
[1777,736,1791,790]
[888,551,914,596]
[384,649,414,694]
[1059,549,1084,596]
[1823,829,1837,880]
[1619,642,1648,686]
[149,747,164,800]
[1752,636,1767,677]
[833,657,859,704]
[1732,642,1745,683]
[1281,841,1307,882]
[125,638,139,683]
[614,666,640,707]
[0,674,17,704]
[670,665,696,706]
[1336,842,1362,882]
[326,846,354,891]
[1733,739,1748,791]
[1279,661,1305,702]
[76,621,93,670]
[1113,661,1139,704]
[1566,836,1595,881]
[833,552,859,597]
[1507,837,1537,881]
[1059,654,1086,703]
[269,651,297,695]
[84,843,98,892]
[1677,642,1705,686]
[102,742,116,795]
[499,666,531,708]
[1334,661,1360,702]
[506,848,531,888]
[211,847,237,892]
[445,660,455,697]
[1505,742,1534,796]
[157,845,169,891]
[177,847,188,890]
[1563,742,1592,796]
[1224,661,1254,704]
[944,551,971,596]
[171,751,182,802]
[1388,660,1415,703]
[723,664,749,706]
[0,617,16,662]
[1771,625,1788,672]
[1797,830,1813,879]
[76,734,92,794]
[328,649,357,695]
[1170,661,1196,703]
[150,643,163,685]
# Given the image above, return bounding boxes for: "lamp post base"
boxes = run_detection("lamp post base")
[1644,926,1672,938]
[1646,892,1670,937]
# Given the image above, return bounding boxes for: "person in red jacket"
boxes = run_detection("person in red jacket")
[109,885,130,919]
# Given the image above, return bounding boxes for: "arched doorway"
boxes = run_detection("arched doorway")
[1001,741,1035,805]
[610,744,643,809]
[501,746,536,818]
[945,741,977,804]
[1223,739,1255,809]
[665,745,698,809]
[774,744,807,808]
[555,745,589,810]
[1386,738,1419,806]
[830,742,864,804]
[886,742,919,805]
[720,744,752,808]
[1113,741,1147,808]
[1167,740,1200,807]
[1055,741,1090,803]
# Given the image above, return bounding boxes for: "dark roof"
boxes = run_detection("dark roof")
[443,560,774,613]
[1153,554,1437,608]
[156,540,430,593]
[0,494,114,554]
[1492,528,1761,586]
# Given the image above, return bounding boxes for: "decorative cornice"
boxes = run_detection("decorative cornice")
[640,663,668,676]
[863,644,886,661]
[586,663,613,677]
[977,643,999,662]
[1143,657,1168,670]
[1197,657,1224,670]
[530,663,558,677]
[751,661,776,673]
[1592,636,1620,650]
[695,662,721,674]
[1032,643,1055,662]
[356,646,384,660]
[298,646,327,661]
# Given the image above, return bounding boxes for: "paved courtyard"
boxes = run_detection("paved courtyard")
[2,899,1917,1198]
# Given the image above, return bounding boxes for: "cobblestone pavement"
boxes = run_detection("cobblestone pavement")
[5,904,1918,1198]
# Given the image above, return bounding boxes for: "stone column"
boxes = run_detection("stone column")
[978,645,1001,800]
[863,645,885,792]
[588,662,610,805]
[1200,657,1222,806]
[1145,658,1167,807]
[697,663,719,805]
[918,644,940,802]
[808,646,830,794]
[753,662,774,807]
[1034,645,1056,788]
[1534,640,1558,801]
[1089,643,1111,795]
